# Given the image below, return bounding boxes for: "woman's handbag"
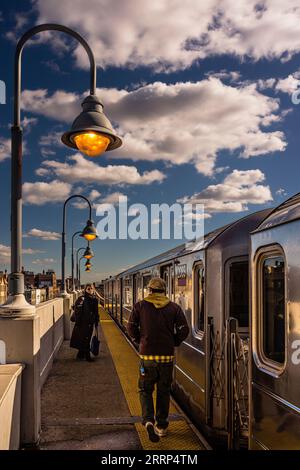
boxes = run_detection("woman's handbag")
[90,326,100,356]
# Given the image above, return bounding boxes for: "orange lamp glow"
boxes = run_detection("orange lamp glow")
[83,232,97,241]
[74,132,110,157]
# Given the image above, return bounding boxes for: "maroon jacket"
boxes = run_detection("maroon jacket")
[127,299,189,356]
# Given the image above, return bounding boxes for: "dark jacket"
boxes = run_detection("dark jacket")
[70,294,99,351]
[127,299,189,356]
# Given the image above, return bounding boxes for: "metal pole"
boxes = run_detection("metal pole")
[61,195,92,295]
[76,247,85,289]
[79,256,85,287]
[6,23,96,311]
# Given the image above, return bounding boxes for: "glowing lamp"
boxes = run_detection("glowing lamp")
[83,246,94,260]
[61,95,122,157]
[81,219,98,241]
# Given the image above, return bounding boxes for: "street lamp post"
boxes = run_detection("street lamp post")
[61,194,97,296]
[71,230,82,292]
[1,23,121,316]
[76,246,94,289]
[76,247,85,287]
[79,257,84,286]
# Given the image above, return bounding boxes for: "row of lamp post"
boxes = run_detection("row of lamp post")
[61,194,97,297]
[0,22,122,316]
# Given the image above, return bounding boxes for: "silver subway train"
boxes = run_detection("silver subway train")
[103,194,300,449]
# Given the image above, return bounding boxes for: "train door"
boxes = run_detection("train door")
[224,257,250,448]
[160,264,174,300]
[225,257,249,334]
[111,281,115,316]
[133,274,138,304]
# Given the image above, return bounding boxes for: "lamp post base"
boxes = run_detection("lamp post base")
[60,291,71,299]
[0,294,36,317]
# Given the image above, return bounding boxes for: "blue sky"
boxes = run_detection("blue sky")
[1,0,300,282]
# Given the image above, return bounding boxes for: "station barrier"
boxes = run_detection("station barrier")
[0,290,82,449]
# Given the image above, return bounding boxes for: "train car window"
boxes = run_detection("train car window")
[123,276,133,308]
[262,256,285,364]
[194,264,205,332]
[143,275,151,298]
[229,261,249,328]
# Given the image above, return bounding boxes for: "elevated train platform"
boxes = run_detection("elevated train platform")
[39,306,210,451]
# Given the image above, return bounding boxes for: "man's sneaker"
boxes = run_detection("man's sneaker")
[145,422,160,442]
[154,425,168,437]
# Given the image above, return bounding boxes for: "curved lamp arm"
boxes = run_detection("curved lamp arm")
[10,23,96,282]
[14,23,96,126]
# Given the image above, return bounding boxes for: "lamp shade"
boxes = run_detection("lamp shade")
[85,260,92,268]
[61,95,122,156]
[80,219,98,241]
[85,267,91,272]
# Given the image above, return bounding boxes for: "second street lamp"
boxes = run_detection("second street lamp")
[61,195,97,296]
[83,245,94,260]
[71,230,82,292]
[80,219,98,241]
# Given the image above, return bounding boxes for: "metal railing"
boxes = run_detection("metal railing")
[209,317,249,449]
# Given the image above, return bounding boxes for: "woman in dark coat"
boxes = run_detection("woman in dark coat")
[70,284,99,361]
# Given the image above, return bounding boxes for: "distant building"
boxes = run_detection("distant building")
[35,269,57,289]
[23,270,35,288]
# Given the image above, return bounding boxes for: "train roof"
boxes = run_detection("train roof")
[252,192,300,233]
[118,209,270,277]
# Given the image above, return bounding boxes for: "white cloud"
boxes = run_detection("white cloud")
[72,189,103,209]
[21,89,80,122]
[33,0,300,71]
[89,190,101,201]
[0,244,11,264]
[257,78,277,90]
[0,137,10,162]
[32,258,56,265]
[276,71,300,94]
[22,116,38,132]
[38,153,166,185]
[179,169,272,213]
[0,244,44,264]
[24,78,286,175]
[26,228,61,240]
[23,248,45,254]
[98,192,127,206]
[276,188,288,196]
[39,131,65,147]
[23,179,72,205]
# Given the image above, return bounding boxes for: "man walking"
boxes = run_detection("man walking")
[127,277,189,443]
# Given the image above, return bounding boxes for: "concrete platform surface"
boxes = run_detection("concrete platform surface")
[39,324,141,450]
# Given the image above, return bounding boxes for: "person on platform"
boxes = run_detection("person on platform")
[70,283,99,362]
[127,277,189,442]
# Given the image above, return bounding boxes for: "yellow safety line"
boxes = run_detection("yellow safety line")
[100,307,204,450]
